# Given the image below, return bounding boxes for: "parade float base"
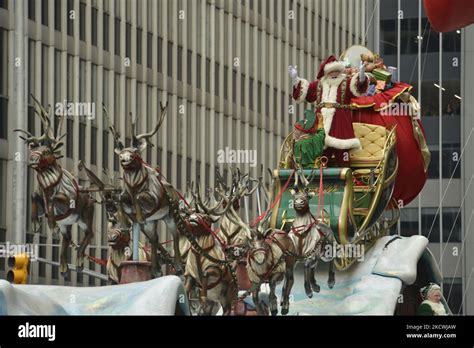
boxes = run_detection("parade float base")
[0,275,189,315]
[0,236,446,316]
[275,235,448,315]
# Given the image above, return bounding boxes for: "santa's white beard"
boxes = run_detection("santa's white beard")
[321,73,346,87]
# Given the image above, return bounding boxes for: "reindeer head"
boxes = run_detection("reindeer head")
[104,102,167,170]
[220,167,277,264]
[15,95,65,172]
[107,220,131,250]
[247,223,274,265]
[290,187,315,214]
[185,212,219,237]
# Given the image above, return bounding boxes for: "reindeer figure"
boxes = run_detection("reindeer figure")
[289,170,336,298]
[15,95,95,277]
[215,169,257,260]
[225,171,296,316]
[105,103,185,277]
[106,218,149,284]
[182,182,241,316]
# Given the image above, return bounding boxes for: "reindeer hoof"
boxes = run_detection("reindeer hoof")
[281,307,289,315]
[312,283,321,293]
[328,272,335,289]
[305,282,313,298]
[60,268,70,280]
[271,309,278,316]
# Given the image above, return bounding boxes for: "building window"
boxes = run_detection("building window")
[214,62,219,97]
[92,7,98,46]
[80,2,86,41]
[205,58,211,93]
[443,278,463,314]
[232,70,237,104]
[54,0,61,31]
[136,28,142,64]
[39,236,46,277]
[265,84,270,116]
[167,151,172,179]
[167,41,173,78]
[178,46,183,81]
[257,81,262,114]
[52,238,59,279]
[102,130,109,168]
[157,36,163,73]
[147,32,153,69]
[187,49,192,85]
[196,54,201,89]
[224,65,228,100]
[428,144,461,179]
[67,54,73,101]
[103,12,109,51]
[126,23,131,59]
[28,0,35,20]
[0,28,7,140]
[79,123,86,161]
[67,0,74,36]
[41,0,49,26]
[79,59,86,101]
[241,74,245,107]
[114,17,121,55]
[249,77,254,110]
[67,119,73,158]
[420,207,462,243]
[91,126,97,165]
[0,160,6,231]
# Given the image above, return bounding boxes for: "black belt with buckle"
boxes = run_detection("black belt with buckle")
[316,102,351,109]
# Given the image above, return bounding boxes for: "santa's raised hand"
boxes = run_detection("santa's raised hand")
[288,65,298,84]
[359,61,366,83]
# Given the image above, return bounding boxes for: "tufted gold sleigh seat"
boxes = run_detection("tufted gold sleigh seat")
[350,122,388,168]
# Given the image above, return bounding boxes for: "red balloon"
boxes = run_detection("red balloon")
[424,0,474,32]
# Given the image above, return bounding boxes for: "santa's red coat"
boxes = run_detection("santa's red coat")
[293,74,369,151]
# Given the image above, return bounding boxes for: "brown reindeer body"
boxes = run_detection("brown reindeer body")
[289,187,335,298]
[246,230,295,316]
[106,222,149,284]
[183,213,236,315]
[105,102,186,277]
[17,96,95,278]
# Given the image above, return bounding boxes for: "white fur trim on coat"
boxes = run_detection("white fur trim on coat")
[294,77,310,104]
[324,61,345,76]
[319,77,362,151]
[350,74,369,97]
[421,300,447,316]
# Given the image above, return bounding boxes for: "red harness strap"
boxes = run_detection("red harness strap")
[250,170,295,228]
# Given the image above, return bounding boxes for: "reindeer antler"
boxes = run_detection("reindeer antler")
[134,101,168,147]
[103,103,124,150]
[15,94,64,155]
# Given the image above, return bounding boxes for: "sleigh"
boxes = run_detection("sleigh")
[271,83,429,271]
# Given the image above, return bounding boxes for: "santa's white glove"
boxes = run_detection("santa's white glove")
[124,247,132,259]
[288,65,299,85]
[359,61,366,83]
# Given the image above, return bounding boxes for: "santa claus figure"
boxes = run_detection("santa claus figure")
[289,55,369,166]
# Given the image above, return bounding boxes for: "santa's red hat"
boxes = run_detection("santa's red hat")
[317,55,345,79]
